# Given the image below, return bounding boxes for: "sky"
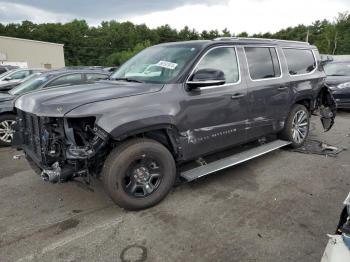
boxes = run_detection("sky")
[0,0,349,34]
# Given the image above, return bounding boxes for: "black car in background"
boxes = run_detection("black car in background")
[324,61,350,109]
[0,69,109,146]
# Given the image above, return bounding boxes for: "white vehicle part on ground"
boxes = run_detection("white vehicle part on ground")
[321,235,350,262]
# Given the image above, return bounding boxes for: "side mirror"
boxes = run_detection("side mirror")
[4,77,12,81]
[187,68,226,90]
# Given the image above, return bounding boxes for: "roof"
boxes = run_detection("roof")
[157,38,313,49]
[213,37,310,47]
[0,36,64,47]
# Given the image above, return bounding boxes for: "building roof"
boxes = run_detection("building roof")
[0,36,64,47]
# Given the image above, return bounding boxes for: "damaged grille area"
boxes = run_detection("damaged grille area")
[15,109,110,181]
[18,110,43,162]
[16,109,67,168]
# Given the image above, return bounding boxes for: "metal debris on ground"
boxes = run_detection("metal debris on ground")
[290,139,346,157]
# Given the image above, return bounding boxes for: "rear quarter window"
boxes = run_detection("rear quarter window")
[283,48,316,75]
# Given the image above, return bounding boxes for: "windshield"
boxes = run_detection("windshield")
[9,74,50,95]
[110,45,201,84]
[324,62,350,76]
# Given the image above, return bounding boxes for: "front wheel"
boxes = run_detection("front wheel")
[279,104,310,148]
[102,138,176,210]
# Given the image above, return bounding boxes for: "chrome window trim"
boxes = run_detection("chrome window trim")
[243,46,283,82]
[186,46,241,90]
[282,47,318,77]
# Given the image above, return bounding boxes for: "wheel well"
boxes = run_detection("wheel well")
[115,128,179,158]
[295,99,312,112]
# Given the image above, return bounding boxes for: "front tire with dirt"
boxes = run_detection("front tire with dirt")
[102,138,176,210]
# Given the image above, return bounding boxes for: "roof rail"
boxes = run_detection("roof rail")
[213,37,239,41]
[213,37,309,45]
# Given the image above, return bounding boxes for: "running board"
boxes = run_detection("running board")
[180,140,291,182]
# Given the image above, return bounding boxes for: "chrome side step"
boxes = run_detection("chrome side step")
[180,140,291,182]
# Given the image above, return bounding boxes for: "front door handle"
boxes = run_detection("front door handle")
[278,86,288,91]
[231,93,245,99]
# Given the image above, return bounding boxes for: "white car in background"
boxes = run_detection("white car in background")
[0,68,45,88]
[321,192,350,261]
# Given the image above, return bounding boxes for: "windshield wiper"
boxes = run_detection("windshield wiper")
[112,77,144,83]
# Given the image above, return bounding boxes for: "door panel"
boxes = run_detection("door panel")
[177,46,249,160]
[244,46,291,140]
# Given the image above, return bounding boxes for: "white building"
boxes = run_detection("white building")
[0,36,65,69]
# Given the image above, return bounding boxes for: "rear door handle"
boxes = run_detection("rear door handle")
[231,93,245,99]
[278,86,288,91]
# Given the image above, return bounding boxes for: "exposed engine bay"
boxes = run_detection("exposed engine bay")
[13,112,110,183]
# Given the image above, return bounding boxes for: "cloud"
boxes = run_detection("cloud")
[128,0,350,34]
[0,0,348,35]
[2,0,230,20]
[0,2,73,24]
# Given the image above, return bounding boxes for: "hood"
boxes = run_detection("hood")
[325,75,350,86]
[0,92,15,103]
[15,81,164,117]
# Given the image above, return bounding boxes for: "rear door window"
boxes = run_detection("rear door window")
[283,48,316,75]
[244,47,281,80]
[46,74,83,87]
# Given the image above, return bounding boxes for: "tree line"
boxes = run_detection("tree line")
[0,12,349,66]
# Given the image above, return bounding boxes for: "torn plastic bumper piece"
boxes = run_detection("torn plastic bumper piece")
[317,85,337,132]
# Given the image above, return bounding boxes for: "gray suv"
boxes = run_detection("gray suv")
[13,38,336,210]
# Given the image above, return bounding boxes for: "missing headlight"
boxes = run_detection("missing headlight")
[64,117,109,160]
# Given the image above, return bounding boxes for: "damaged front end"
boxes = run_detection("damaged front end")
[13,110,110,183]
[315,85,337,132]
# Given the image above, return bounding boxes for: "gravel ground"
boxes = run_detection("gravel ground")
[0,111,349,262]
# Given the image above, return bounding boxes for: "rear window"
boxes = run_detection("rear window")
[283,49,316,75]
[244,47,281,80]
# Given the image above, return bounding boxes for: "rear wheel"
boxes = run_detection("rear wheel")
[279,104,310,148]
[102,138,176,210]
[0,114,16,147]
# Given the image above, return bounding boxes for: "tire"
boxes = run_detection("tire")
[279,104,310,148]
[0,114,16,147]
[102,138,176,210]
